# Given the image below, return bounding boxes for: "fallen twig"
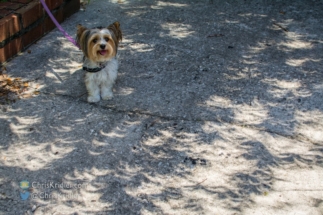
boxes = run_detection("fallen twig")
[207,34,224,38]
[273,22,288,32]
[77,92,87,98]
[196,178,207,186]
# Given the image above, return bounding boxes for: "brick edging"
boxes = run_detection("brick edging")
[0,0,80,64]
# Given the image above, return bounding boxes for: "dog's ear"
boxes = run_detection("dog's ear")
[76,24,88,50]
[77,24,87,40]
[108,21,122,45]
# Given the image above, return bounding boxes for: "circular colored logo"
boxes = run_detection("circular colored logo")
[19,180,30,190]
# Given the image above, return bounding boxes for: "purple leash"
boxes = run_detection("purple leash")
[40,0,80,48]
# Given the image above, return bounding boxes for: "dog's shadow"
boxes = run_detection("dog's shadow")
[70,68,88,99]
[43,67,87,99]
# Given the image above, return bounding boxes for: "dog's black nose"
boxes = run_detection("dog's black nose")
[100,44,106,49]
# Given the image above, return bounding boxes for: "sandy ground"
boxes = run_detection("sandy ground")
[0,0,323,214]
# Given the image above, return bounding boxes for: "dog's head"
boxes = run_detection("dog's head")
[77,21,122,62]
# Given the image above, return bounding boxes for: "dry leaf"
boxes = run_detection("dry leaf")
[12,86,20,91]
[22,94,33,98]
[0,74,7,81]
[6,78,12,85]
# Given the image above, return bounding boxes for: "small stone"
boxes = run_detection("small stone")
[200,159,207,165]
[31,205,37,212]
[25,210,32,215]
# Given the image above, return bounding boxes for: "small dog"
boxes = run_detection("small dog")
[76,21,122,103]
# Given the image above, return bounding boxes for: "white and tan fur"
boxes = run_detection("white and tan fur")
[77,22,122,103]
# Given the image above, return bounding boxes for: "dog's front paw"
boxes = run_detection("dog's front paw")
[101,90,113,100]
[102,93,113,100]
[87,95,100,103]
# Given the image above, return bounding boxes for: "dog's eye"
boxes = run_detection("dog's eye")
[92,39,97,43]
[104,37,109,42]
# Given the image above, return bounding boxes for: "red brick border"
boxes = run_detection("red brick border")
[0,0,80,64]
